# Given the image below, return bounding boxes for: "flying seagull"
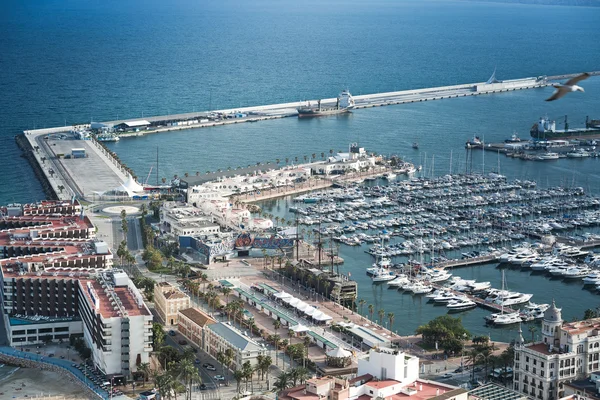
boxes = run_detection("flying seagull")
[545,72,590,101]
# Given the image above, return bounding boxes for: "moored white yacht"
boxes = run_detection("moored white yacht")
[387,275,410,287]
[371,268,396,282]
[447,297,477,311]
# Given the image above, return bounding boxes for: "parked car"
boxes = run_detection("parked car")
[442,373,453,379]
[168,330,176,336]
[178,339,188,345]
[454,367,464,373]
[199,384,207,390]
[214,375,225,381]
[195,359,201,364]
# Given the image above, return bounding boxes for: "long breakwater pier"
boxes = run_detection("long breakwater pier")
[91,71,598,135]
[18,71,598,202]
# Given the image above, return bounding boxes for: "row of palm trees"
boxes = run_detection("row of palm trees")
[273,366,311,391]
[151,347,202,400]
[230,356,274,394]
[357,298,395,329]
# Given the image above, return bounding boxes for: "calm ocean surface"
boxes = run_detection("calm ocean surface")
[2,0,600,340]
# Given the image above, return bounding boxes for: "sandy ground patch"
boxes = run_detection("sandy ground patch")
[0,368,87,399]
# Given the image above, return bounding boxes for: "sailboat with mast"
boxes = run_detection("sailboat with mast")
[484,271,526,325]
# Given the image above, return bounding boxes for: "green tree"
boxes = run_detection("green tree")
[175,357,201,400]
[273,371,290,391]
[152,322,166,350]
[358,299,366,316]
[138,362,151,383]
[233,369,245,393]
[387,312,395,330]
[368,304,374,321]
[378,309,385,325]
[415,315,471,355]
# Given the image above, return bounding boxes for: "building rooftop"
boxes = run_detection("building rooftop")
[207,322,263,352]
[469,383,527,400]
[81,278,151,319]
[365,379,399,389]
[389,381,458,400]
[526,342,560,356]
[163,290,189,300]
[179,308,216,327]
[563,379,600,400]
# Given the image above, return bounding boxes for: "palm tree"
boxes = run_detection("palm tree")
[358,299,366,316]
[138,362,151,383]
[378,309,385,325]
[273,371,290,391]
[224,348,235,375]
[222,286,232,304]
[217,351,226,375]
[528,325,537,342]
[242,361,253,392]
[156,373,175,400]
[175,358,201,400]
[387,312,395,330]
[295,366,310,384]
[273,320,281,335]
[272,334,281,367]
[233,369,245,393]
[260,355,272,382]
[303,336,311,368]
[368,304,375,321]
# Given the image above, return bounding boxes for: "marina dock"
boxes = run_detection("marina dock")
[437,253,500,269]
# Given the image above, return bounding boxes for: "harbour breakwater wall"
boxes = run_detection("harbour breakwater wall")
[15,133,58,200]
[24,71,600,142]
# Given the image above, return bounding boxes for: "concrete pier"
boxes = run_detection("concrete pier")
[19,70,598,203]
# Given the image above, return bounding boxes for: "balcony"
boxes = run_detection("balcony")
[121,339,130,346]
[121,354,129,361]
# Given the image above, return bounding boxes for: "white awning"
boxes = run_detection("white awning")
[291,324,310,333]
[273,291,292,300]
[313,311,333,321]
[303,306,317,316]
[288,298,300,307]
[326,347,351,358]
[295,301,309,311]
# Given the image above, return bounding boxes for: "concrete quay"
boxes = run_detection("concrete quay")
[21,130,132,201]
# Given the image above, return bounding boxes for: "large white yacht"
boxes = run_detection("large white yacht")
[371,268,396,283]
[447,298,477,311]
[485,290,533,306]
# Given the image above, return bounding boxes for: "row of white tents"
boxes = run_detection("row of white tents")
[273,291,333,323]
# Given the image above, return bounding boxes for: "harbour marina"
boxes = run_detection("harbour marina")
[257,172,600,341]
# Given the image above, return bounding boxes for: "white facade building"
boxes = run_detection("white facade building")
[513,301,600,400]
[79,271,153,376]
[160,202,220,236]
[357,346,420,383]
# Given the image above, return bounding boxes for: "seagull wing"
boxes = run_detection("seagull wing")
[545,87,568,102]
[565,72,591,86]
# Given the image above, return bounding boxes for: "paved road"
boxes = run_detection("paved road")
[126,217,143,251]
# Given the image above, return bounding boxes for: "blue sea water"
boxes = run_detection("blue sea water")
[2,0,600,339]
